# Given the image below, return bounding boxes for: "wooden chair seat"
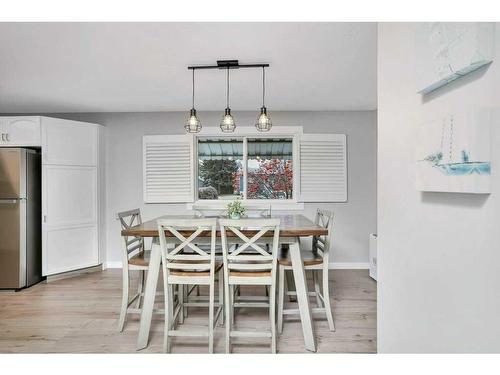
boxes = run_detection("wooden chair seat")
[170,261,223,277]
[128,251,150,267]
[229,270,271,277]
[278,248,324,267]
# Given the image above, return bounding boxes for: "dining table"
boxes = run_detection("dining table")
[121,213,328,352]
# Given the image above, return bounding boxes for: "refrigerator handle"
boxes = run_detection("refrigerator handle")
[0,199,19,204]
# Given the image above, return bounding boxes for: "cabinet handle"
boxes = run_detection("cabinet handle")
[1,133,4,142]
[43,215,47,223]
[5,133,9,142]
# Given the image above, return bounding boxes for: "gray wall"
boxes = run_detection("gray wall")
[378,23,500,352]
[45,111,377,266]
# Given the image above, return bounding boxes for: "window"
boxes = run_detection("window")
[246,138,293,199]
[197,139,243,200]
[143,129,347,205]
[197,137,294,200]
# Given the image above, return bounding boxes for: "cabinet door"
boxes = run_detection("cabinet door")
[42,165,99,275]
[1,117,42,146]
[42,117,98,166]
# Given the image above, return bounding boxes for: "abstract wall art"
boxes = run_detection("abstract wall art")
[416,22,495,94]
[416,110,491,193]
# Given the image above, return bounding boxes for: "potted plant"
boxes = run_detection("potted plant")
[227,199,245,220]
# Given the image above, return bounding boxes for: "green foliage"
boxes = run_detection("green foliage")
[199,159,239,195]
[227,199,246,217]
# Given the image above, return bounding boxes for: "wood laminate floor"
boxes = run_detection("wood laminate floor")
[0,269,376,353]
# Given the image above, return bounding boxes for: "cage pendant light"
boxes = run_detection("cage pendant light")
[220,67,236,133]
[255,66,272,132]
[185,69,202,133]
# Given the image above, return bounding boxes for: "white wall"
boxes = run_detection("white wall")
[42,111,376,267]
[378,23,500,352]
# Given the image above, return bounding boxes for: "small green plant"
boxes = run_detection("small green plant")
[227,199,245,219]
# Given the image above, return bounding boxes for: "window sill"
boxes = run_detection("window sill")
[186,201,304,211]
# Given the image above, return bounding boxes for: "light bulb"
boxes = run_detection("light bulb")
[255,106,272,132]
[220,108,236,133]
[184,108,202,133]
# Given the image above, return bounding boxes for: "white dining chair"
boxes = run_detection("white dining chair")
[117,208,162,332]
[157,218,224,353]
[277,209,335,333]
[191,203,271,298]
[220,218,281,353]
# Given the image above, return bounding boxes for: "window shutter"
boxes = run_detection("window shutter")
[143,135,194,203]
[298,134,347,202]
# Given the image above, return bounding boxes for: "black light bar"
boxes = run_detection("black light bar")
[188,59,269,70]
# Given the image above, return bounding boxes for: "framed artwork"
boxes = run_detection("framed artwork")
[416,110,491,193]
[416,23,495,94]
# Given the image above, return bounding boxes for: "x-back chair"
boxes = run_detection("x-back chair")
[277,208,335,333]
[220,218,281,353]
[157,218,224,353]
[117,209,163,331]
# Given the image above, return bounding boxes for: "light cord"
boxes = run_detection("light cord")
[226,67,230,108]
[192,69,195,109]
[262,67,265,107]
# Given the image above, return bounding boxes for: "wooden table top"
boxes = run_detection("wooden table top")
[121,214,327,237]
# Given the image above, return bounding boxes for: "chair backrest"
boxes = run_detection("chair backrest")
[117,208,144,261]
[219,218,280,276]
[192,203,271,218]
[157,218,218,276]
[314,209,334,264]
[192,204,227,218]
[242,204,271,218]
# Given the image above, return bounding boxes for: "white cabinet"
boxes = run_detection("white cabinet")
[0,116,102,276]
[40,117,102,276]
[42,117,98,166]
[0,116,41,146]
[42,165,99,275]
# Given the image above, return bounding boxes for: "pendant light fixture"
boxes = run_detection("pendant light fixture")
[187,60,269,133]
[220,66,236,132]
[255,66,272,132]
[184,69,202,133]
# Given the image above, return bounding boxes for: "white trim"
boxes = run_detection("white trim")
[193,126,303,137]
[186,201,304,210]
[193,127,301,206]
[104,261,123,269]
[329,262,370,270]
[104,260,369,270]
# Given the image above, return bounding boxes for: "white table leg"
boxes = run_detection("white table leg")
[137,241,161,350]
[289,237,317,352]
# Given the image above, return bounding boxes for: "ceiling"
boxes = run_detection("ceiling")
[0,23,377,113]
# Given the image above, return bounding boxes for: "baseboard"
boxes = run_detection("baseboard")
[103,261,122,269]
[329,262,370,270]
[104,261,369,270]
[46,264,103,282]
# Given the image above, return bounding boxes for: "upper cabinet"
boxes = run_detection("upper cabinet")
[0,116,42,147]
[41,117,98,166]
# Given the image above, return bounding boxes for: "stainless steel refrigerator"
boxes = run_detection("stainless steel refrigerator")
[0,148,42,289]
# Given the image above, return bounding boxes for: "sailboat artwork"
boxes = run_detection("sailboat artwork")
[416,111,491,194]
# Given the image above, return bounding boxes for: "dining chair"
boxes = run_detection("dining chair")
[277,208,335,333]
[220,218,281,353]
[229,204,272,304]
[117,208,157,332]
[157,218,224,353]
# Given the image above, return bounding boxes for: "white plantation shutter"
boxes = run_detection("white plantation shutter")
[298,134,347,202]
[143,135,194,203]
